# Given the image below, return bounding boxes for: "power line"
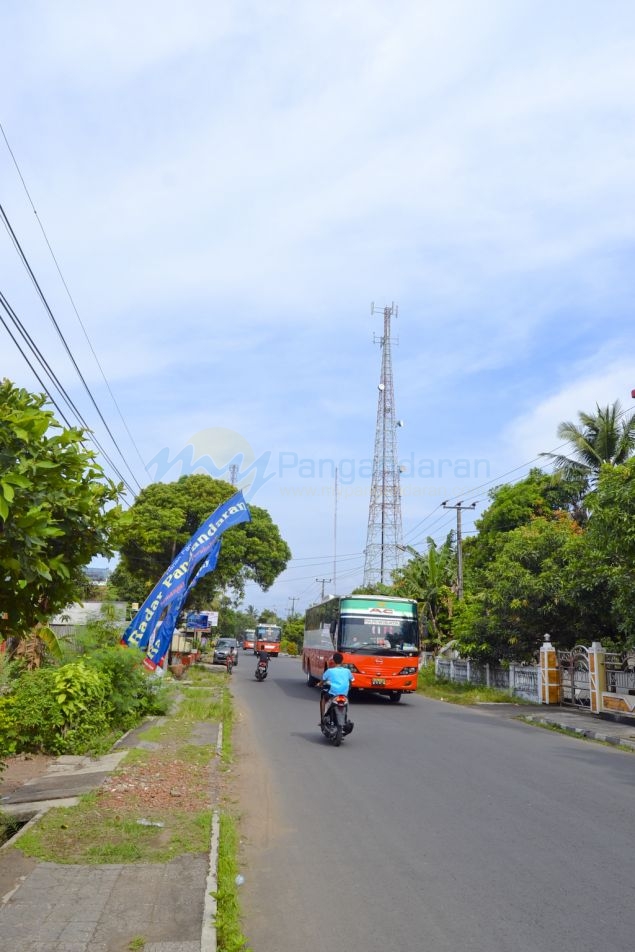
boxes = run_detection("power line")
[0,121,148,479]
[0,200,143,494]
[0,306,73,428]
[0,290,135,497]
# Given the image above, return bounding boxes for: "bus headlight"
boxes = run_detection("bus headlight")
[398,666,418,675]
[344,663,360,673]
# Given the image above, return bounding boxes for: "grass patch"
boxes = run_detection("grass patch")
[0,811,26,846]
[16,790,213,864]
[177,689,224,722]
[14,675,227,865]
[416,664,526,705]
[219,685,233,765]
[215,812,251,952]
[187,666,225,687]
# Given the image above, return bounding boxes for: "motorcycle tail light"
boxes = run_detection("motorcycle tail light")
[335,695,348,704]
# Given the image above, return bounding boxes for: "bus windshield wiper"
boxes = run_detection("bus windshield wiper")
[346,642,388,653]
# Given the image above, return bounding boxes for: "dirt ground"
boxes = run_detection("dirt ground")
[0,753,56,797]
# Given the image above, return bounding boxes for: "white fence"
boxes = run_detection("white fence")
[435,658,540,703]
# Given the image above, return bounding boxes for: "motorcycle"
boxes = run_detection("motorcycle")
[320,693,354,746]
[254,657,269,681]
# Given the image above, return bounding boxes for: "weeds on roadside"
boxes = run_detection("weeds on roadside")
[215,812,251,952]
[417,663,526,705]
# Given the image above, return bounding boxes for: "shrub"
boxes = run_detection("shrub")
[85,645,169,729]
[280,639,298,656]
[0,668,64,753]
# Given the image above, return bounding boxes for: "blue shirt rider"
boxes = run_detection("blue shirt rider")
[319,652,354,723]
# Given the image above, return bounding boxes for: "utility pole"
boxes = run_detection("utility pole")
[441,501,476,600]
[288,596,298,617]
[333,466,338,593]
[316,578,332,601]
[229,463,238,486]
[363,302,404,586]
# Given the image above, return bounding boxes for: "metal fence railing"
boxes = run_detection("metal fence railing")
[435,657,540,703]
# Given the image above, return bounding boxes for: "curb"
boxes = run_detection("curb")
[200,719,224,952]
[522,714,635,749]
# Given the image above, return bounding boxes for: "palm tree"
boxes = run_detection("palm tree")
[541,401,635,486]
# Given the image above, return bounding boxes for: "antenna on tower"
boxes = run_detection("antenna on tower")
[363,302,404,587]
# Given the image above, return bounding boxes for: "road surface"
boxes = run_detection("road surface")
[230,655,634,952]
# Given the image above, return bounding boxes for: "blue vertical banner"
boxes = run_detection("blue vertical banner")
[121,491,250,651]
[143,539,222,671]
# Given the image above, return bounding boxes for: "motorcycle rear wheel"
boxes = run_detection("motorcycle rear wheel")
[328,720,343,746]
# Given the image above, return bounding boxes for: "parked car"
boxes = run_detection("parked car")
[213,638,239,666]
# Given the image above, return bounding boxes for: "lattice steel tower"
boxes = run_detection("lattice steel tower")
[363,302,404,587]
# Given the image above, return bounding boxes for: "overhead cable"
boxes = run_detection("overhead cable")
[0,200,142,493]
[0,121,147,478]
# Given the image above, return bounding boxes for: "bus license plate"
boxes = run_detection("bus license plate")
[372,678,385,686]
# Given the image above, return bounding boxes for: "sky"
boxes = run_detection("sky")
[2,0,635,618]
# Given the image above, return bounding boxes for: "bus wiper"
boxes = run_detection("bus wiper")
[346,642,387,653]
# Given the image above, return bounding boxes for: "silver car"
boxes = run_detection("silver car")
[213,638,239,666]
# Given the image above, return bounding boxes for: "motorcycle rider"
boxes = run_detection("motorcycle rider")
[318,652,354,724]
[226,644,237,674]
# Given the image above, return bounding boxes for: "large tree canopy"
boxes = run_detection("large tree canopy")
[464,468,583,574]
[453,513,612,662]
[110,474,291,604]
[0,380,121,638]
[585,459,635,646]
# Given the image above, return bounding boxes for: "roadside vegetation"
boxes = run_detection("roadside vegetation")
[416,663,525,705]
[12,670,225,864]
[6,664,252,950]
[383,402,635,662]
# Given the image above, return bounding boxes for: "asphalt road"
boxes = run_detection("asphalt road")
[230,655,634,952]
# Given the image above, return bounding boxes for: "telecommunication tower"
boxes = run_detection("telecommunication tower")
[363,302,404,587]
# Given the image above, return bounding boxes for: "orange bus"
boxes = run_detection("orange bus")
[241,629,256,651]
[302,594,419,703]
[255,623,282,657]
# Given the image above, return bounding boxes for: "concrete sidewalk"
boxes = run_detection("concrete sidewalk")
[473,701,635,750]
[0,716,221,952]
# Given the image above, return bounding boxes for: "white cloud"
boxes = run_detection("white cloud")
[503,356,635,464]
[3,1,635,609]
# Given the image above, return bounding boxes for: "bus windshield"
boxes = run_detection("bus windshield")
[340,616,418,653]
[255,625,281,642]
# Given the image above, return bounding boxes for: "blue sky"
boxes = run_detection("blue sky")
[2,1,635,617]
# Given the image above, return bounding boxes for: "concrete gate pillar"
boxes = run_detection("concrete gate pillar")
[588,642,606,714]
[540,633,561,704]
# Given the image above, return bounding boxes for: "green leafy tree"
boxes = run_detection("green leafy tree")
[0,380,121,640]
[540,400,635,487]
[464,468,583,575]
[111,474,291,604]
[258,609,284,625]
[391,534,456,647]
[282,615,304,651]
[453,513,612,662]
[585,459,635,645]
